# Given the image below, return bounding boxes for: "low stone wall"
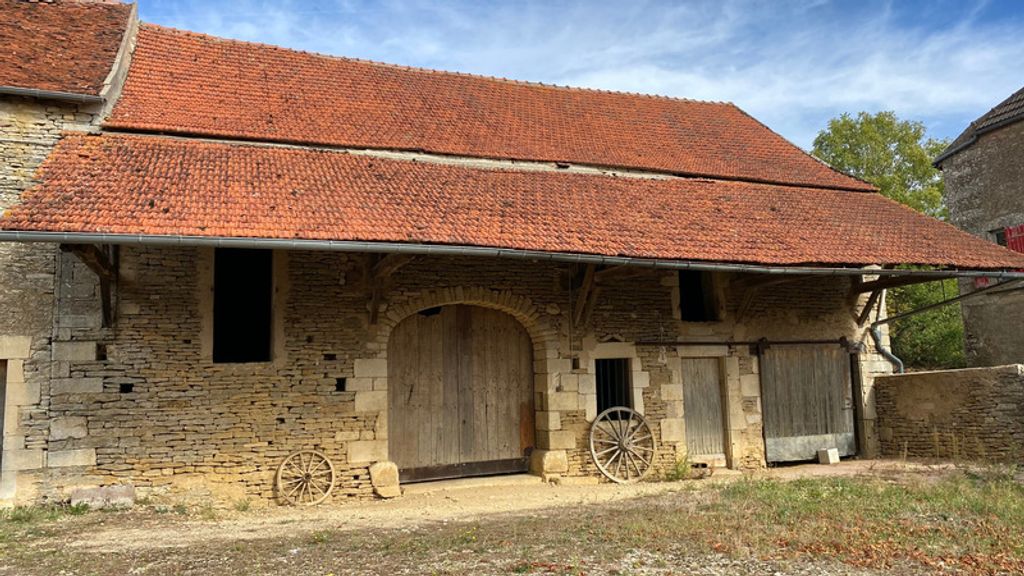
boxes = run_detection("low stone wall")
[875,365,1024,462]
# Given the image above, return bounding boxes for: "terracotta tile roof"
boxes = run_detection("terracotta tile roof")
[936,84,1024,164]
[0,0,131,96]
[5,132,1023,271]
[105,25,873,192]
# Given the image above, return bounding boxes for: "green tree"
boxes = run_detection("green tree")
[812,111,965,370]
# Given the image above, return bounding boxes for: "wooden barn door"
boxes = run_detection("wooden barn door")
[388,305,534,482]
[760,345,855,463]
[681,358,726,460]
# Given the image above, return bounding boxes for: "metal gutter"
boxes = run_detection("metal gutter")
[934,114,1024,166]
[0,86,103,104]
[869,278,1024,373]
[3,230,1024,279]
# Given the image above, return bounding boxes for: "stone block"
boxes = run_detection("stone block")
[740,374,760,397]
[578,373,596,394]
[2,434,24,451]
[6,380,40,406]
[348,440,387,463]
[559,373,579,392]
[0,336,31,359]
[583,394,598,421]
[545,391,579,412]
[529,449,568,475]
[51,378,103,395]
[536,411,561,431]
[48,448,96,468]
[52,341,98,362]
[369,461,399,487]
[4,359,23,384]
[70,485,135,509]
[354,390,387,413]
[677,345,729,358]
[538,430,576,450]
[817,448,840,465]
[661,384,683,401]
[51,416,88,440]
[1,449,43,471]
[660,418,685,443]
[346,377,374,391]
[632,371,650,388]
[353,358,388,378]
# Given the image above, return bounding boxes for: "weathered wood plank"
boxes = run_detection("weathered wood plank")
[681,358,726,457]
[760,345,856,462]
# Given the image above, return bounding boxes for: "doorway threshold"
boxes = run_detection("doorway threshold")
[402,473,543,496]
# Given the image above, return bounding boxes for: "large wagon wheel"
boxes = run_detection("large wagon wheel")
[589,407,657,483]
[276,450,336,505]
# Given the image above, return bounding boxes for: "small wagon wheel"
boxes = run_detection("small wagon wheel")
[276,450,336,505]
[589,407,657,483]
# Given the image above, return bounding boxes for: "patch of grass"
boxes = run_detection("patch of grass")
[662,454,693,482]
[232,498,252,512]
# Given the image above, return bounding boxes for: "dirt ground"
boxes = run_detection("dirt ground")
[2,459,1016,576]
[70,460,937,553]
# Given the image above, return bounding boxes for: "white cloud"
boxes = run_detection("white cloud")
[139,0,1024,148]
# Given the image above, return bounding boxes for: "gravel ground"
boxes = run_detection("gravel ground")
[0,460,990,575]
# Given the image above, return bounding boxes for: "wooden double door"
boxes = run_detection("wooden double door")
[388,305,535,482]
[760,345,856,463]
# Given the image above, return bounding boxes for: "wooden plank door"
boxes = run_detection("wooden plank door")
[388,305,534,482]
[760,345,855,463]
[0,361,5,470]
[681,358,726,458]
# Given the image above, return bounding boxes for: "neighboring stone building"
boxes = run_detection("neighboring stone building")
[2,1,1024,506]
[935,86,1024,366]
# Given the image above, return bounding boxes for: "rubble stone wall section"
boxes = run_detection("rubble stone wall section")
[20,245,891,503]
[0,95,100,502]
[941,121,1024,366]
[875,365,1024,462]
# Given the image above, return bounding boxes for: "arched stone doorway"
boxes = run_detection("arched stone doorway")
[387,304,535,482]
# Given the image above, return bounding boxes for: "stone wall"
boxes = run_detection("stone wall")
[7,243,892,504]
[941,120,1024,366]
[0,94,101,502]
[875,365,1024,462]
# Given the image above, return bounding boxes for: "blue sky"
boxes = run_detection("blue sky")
[138,0,1024,149]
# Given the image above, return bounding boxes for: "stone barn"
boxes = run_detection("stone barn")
[2,1,1024,505]
[935,85,1024,367]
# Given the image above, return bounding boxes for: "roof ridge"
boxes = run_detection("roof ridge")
[137,23,732,106]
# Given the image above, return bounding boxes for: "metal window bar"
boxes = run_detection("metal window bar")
[596,358,632,415]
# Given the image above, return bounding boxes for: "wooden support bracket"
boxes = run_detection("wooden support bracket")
[855,289,883,326]
[573,264,596,327]
[60,244,118,328]
[367,254,418,325]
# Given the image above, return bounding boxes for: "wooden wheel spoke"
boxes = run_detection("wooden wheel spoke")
[277,450,336,505]
[589,407,657,484]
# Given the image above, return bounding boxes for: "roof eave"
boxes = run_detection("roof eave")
[1,230,1022,280]
[0,85,103,104]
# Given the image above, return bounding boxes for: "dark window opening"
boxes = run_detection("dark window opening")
[418,306,443,317]
[679,271,720,322]
[991,228,1008,247]
[596,358,632,414]
[335,378,347,392]
[323,353,337,361]
[119,383,133,393]
[213,248,273,363]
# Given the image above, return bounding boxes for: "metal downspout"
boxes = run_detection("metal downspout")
[869,278,1024,373]
[870,290,904,373]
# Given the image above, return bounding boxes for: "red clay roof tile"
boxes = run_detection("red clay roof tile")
[105,25,873,192]
[5,132,1023,270]
[0,0,131,96]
